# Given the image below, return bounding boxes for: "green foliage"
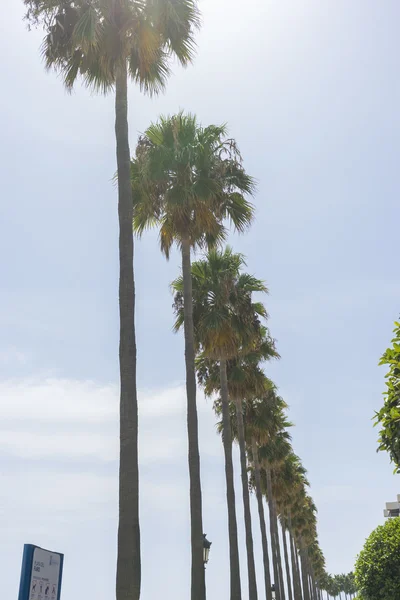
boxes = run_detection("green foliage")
[355,517,400,600]
[132,113,255,257]
[374,319,400,473]
[319,572,357,598]
[24,0,201,93]
[172,246,265,359]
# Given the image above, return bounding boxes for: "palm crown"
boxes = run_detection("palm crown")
[172,246,266,359]
[196,331,277,399]
[132,114,255,256]
[24,0,201,92]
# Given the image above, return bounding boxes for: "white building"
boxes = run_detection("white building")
[383,495,400,518]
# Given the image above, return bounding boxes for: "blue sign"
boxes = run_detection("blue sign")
[18,545,64,600]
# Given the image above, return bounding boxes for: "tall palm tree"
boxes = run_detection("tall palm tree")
[24,0,203,600]
[247,388,289,600]
[285,482,326,600]
[229,346,278,600]
[289,522,303,600]
[173,247,265,600]
[276,458,306,600]
[291,495,319,600]
[197,335,278,599]
[261,435,293,600]
[24,3,200,599]
[275,455,310,600]
[281,524,293,600]
[133,122,254,599]
[273,457,309,600]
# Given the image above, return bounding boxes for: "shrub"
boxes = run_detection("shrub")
[355,517,400,599]
[374,319,400,473]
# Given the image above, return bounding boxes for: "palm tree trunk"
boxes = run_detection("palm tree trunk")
[181,237,206,600]
[309,575,316,600]
[294,541,302,599]
[265,468,281,600]
[288,522,302,600]
[273,500,286,600]
[299,543,311,600]
[282,524,293,600]
[307,557,317,600]
[310,569,318,600]
[234,396,258,599]
[251,438,273,600]
[289,535,299,600]
[273,526,282,600]
[115,62,140,600]
[220,359,242,600]
[305,562,313,600]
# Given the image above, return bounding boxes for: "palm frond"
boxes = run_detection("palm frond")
[72,5,102,52]
[25,0,201,94]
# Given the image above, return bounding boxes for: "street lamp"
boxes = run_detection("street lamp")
[271,584,276,600]
[203,534,212,566]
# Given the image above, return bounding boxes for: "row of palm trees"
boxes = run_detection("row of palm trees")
[319,573,357,599]
[23,2,352,598]
[132,115,256,599]
[172,239,329,600]
[131,114,354,600]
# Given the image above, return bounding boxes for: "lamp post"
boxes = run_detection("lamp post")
[203,534,212,567]
[271,583,276,600]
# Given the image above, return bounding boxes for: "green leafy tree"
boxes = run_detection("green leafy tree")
[133,117,254,600]
[23,3,200,599]
[348,572,358,598]
[355,517,400,600]
[374,319,400,473]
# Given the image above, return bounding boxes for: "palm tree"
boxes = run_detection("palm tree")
[306,544,324,600]
[276,455,309,600]
[291,495,319,600]
[173,247,265,600]
[275,455,310,600]
[197,335,278,600]
[230,347,278,600]
[133,122,254,599]
[228,353,276,600]
[281,524,293,600]
[259,432,294,600]
[289,525,303,600]
[278,476,326,600]
[247,389,289,600]
[24,3,201,599]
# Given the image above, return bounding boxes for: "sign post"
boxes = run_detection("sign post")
[18,545,64,600]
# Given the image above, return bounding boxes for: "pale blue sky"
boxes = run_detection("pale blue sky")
[1,1,399,599]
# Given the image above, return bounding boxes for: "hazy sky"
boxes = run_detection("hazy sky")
[1,1,400,599]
